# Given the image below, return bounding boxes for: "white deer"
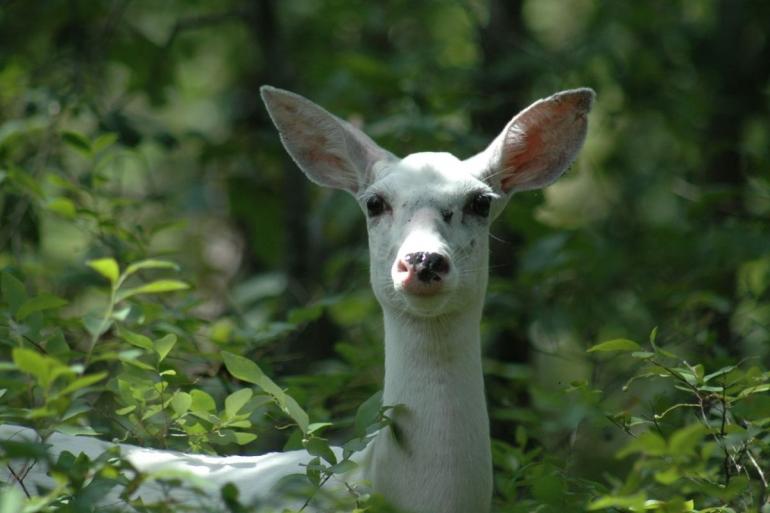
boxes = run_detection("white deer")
[1,85,594,513]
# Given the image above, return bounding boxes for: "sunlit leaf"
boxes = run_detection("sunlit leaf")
[232,432,257,445]
[190,389,216,413]
[118,328,153,351]
[221,351,266,385]
[116,405,136,415]
[46,197,77,218]
[58,372,108,396]
[117,279,189,301]
[12,347,71,390]
[668,423,707,456]
[154,333,177,362]
[221,351,309,434]
[617,431,667,458]
[170,392,192,416]
[307,422,333,435]
[124,259,180,278]
[587,492,647,510]
[87,258,120,285]
[587,339,640,353]
[225,388,253,418]
[0,482,24,513]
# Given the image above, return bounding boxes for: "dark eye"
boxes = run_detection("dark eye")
[466,193,492,218]
[366,194,389,217]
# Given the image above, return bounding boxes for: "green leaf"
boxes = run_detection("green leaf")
[307,422,333,435]
[288,304,324,325]
[17,293,68,320]
[83,314,112,338]
[587,492,647,510]
[703,365,738,383]
[154,333,177,362]
[8,166,43,198]
[737,383,770,399]
[306,456,322,487]
[170,392,192,416]
[668,423,707,456]
[654,466,681,485]
[58,372,107,396]
[221,351,309,434]
[587,339,641,353]
[355,390,383,436]
[58,426,101,438]
[117,279,189,301]
[12,348,70,390]
[303,436,337,465]
[116,405,136,415]
[190,389,216,413]
[61,130,92,156]
[225,388,253,418]
[124,259,180,278]
[281,394,310,436]
[46,197,77,218]
[0,483,25,513]
[222,351,267,385]
[232,432,257,445]
[87,258,120,285]
[331,459,358,475]
[122,358,155,371]
[118,328,153,351]
[617,431,667,458]
[112,305,132,322]
[1,271,27,314]
[93,132,118,153]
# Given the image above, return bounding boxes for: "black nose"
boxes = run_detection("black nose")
[404,252,450,283]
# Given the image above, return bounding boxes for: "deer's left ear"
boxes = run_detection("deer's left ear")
[468,88,595,194]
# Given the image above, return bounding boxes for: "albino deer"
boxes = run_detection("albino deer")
[1,86,593,513]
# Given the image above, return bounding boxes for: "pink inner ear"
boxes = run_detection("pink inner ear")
[497,93,590,193]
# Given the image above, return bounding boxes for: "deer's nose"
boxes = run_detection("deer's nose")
[400,252,450,283]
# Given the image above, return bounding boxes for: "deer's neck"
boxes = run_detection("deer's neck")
[368,306,492,513]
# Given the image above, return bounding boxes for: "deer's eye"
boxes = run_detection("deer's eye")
[366,194,389,217]
[465,193,492,218]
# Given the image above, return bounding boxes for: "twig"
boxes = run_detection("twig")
[746,449,768,502]
[5,462,33,498]
[298,471,333,512]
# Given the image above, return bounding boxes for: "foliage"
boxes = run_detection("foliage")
[1,0,769,512]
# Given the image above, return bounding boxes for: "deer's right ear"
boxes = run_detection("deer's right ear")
[261,86,396,194]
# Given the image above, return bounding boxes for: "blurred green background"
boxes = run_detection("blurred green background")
[1,1,769,511]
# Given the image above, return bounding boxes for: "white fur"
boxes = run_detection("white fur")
[2,86,593,513]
